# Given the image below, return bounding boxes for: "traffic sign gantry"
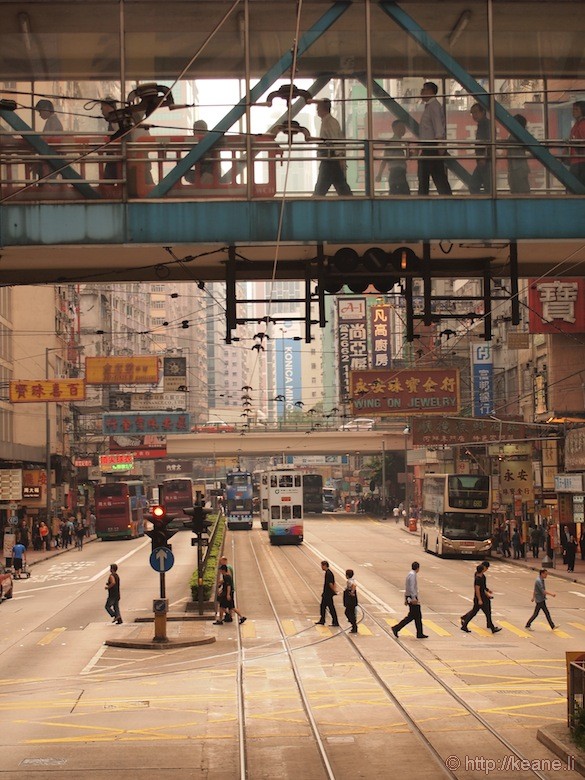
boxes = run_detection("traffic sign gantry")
[149,546,175,573]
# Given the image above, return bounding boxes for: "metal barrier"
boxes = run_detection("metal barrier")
[568,659,585,729]
[1,131,582,201]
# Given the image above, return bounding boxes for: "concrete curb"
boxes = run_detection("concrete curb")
[492,553,585,585]
[537,724,585,776]
[105,635,216,650]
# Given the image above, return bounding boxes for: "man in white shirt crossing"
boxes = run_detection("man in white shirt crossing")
[392,561,428,639]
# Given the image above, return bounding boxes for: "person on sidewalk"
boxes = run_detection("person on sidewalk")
[461,561,502,634]
[393,561,428,639]
[39,520,50,551]
[105,563,122,624]
[501,527,511,558]
[512,527,521,559]
[312,99,353,197]
[315,560,339,626]
[213,564,246,625]
[566,534,577,573]
[525,569,556,630]
[343,569,359,633]
[75,519,86,550]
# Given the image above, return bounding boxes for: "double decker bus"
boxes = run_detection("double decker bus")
[159,477,194,531]
[420,474,493,557]
[95,481,148,540]
[266,466,303,545]
[225,469,254,530]
[302,474,324,513]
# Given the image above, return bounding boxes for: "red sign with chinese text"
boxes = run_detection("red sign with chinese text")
[528,278,585,334]
[349,369,460,416]
[10,379,86,403]
[99,454,134,467]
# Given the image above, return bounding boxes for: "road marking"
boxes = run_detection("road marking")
[552,627,571,638]
[499,621,531,638]
[89,540,150,582]
[240,621,256,639]
[468,624,492,637]
[424,620,451,637]
[281,619,297,636]
[569,622,585,632]
[570,591,585,598]
[37,628,66,646]
[314,624,333,637]
[80,644,108,675]
[385,618,413,637]
[357,624,373,636]
[458,595,473,602]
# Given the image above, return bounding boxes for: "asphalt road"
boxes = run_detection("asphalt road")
[0,518,581,780]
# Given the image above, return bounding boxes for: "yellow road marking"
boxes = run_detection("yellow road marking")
[468,624,492,637]
[314,625,332,637]
[569,621,585,632]
[357,624,373,636]
[424,620,451,637]
[552,627,571,638]
[499,621,531,638]
[36,628,66,646]
[282,619,297,636]
[240,621,255,639]
[385,619,413,637]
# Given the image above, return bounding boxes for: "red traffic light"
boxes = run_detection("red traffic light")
[151,505,165,518]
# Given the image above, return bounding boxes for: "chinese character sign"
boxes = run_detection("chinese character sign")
[471,342,494,418]
[528,278,585,333]
[499,459,534,502]
[10,379,86,403]
[412,417,526,446]
[86,356,159,385]
[370,304,392,370]
[337,298,368,400]
[102,413,190,435]
[349,369,460,416]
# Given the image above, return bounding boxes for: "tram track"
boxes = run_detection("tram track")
[286,540,560,780]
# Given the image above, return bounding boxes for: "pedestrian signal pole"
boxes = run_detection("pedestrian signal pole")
[184,491,212,615]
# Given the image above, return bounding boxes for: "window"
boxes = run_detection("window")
[271,506,280,519]
[151,301,165,310]
[151,284,165,292]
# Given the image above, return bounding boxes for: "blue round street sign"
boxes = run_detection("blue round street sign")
[149,546,175,573]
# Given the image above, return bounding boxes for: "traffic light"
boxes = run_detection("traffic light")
[184,503,212,536]
[144,505,177,550]
[322,247,403,294]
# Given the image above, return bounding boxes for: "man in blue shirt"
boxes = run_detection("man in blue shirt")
[525,570,557,630]
[12,542,26,576]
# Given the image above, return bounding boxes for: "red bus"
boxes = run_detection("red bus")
[95,481,147,540]
[160,477,194,530]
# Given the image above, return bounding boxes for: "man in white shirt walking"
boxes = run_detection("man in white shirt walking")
[392,561,428,639]
[313,99,353,197]
[417,82,452,196]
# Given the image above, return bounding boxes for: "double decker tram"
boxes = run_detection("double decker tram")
[266,467,304,545]
[420,474,493,557]
[95,481,148,540]
[225,470,254,530]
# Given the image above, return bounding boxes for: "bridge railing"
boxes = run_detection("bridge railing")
[1,130,582,201]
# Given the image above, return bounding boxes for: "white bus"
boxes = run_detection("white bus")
[420,474,493,557]
[261,466,303,544]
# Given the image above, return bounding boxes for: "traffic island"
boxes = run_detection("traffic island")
[537,723,585,776]
[105,621,217,650]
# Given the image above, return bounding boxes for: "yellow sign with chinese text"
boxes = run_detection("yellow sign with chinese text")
[349,369,460,416]
[85,356,159,385]
[10,379,86,403]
